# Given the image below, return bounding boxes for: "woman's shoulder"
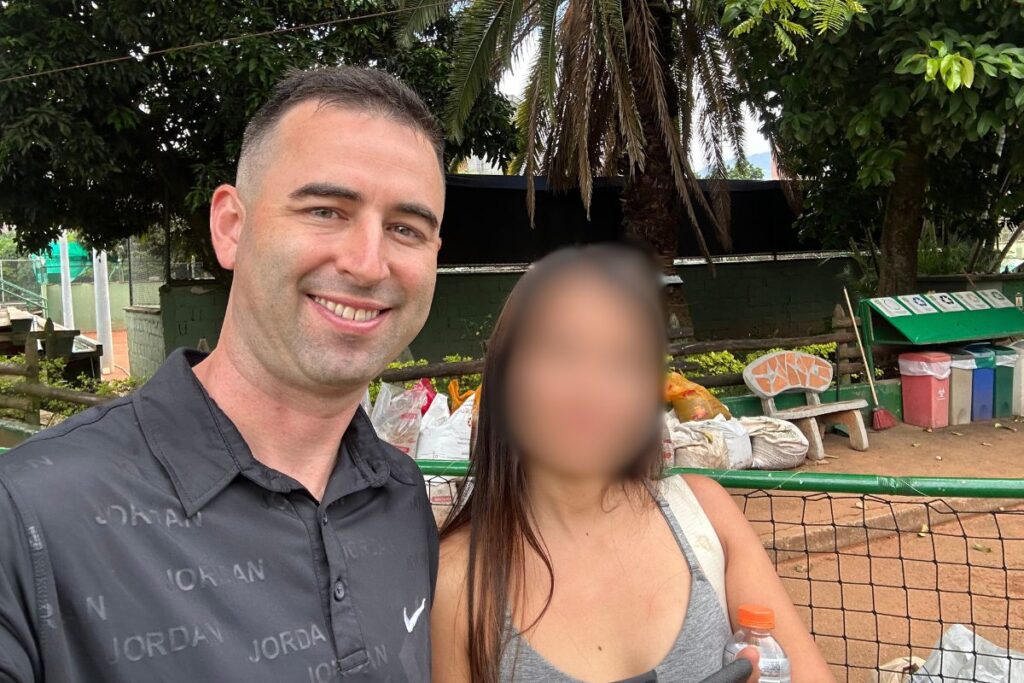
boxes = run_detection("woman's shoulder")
[437,527,471,597]
[675,474,747,544]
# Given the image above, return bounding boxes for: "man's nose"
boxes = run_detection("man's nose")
[334,219,390,286]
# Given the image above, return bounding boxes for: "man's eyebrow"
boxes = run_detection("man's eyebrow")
[288,183,362,202]
[396,202,439,230]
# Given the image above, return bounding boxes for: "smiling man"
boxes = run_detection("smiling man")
[0,68,444,682]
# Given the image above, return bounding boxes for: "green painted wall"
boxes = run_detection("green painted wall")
[44,282,161,331]
[160,283,229,354]
[140,258,860,363]
[408,258,859,360]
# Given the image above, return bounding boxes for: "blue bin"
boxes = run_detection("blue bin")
[961,344,996,421]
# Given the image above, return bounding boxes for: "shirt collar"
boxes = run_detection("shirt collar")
[133,348,399,516]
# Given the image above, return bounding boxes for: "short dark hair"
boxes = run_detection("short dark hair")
[236,67,445,189]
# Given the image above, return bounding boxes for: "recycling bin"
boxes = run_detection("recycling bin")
[1012,340,1024,416]
[899,351,951,428]
[991,345,1019,418]
[948,350,975,426]
[960,344,996,421]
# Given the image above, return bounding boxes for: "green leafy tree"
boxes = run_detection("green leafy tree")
[400,0,858,331]
[733,0,1024,293]
[0,0,517,279]
[704,155,765,180]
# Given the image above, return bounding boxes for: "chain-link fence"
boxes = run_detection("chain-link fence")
[418,464,1024,682]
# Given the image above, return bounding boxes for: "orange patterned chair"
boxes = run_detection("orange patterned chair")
[742,350,868,461]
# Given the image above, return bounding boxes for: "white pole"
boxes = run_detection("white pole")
[92,249,114,375]
[59,232,74,328]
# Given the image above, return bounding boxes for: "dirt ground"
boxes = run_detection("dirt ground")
[736,421,1024,681]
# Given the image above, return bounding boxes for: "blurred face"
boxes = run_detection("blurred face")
[505,271,663,478]
[211,102,444,392]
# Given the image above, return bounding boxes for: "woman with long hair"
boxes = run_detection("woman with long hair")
[431,244,833,682]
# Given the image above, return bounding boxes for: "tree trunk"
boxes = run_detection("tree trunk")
[620,0,694,338]
[876,141,928,295]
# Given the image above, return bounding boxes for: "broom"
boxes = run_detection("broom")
[843,287,898,431]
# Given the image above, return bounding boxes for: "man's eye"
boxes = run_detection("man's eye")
[309,208,338,219]
[390,224,423,240]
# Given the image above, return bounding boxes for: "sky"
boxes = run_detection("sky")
[497,42,772,169]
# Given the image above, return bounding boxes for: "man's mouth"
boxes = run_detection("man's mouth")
[310,295,387,322]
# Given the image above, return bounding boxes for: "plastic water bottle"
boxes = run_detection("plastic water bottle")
[723,605,791,683]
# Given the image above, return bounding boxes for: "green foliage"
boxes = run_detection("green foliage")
[723,0,866,56]
[734,0,1024,288]
[703,156,765,180]
[0,1,517,266]
[0,355,145,422]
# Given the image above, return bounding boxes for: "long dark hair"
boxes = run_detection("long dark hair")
[441,243,669,682]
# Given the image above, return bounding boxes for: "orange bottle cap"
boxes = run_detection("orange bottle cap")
[738,604,775,630]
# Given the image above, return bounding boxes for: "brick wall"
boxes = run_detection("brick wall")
[124,305,165,378]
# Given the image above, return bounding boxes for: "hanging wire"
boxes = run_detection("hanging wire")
[0,3,450,85]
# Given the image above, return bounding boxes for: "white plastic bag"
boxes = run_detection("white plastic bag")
[739,416,809,470]
[909,624,1024,681]
[417,394,475,460]
[370,382,430,456]
[671,415,752,470]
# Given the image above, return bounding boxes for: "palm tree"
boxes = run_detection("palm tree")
[402,0,860,333]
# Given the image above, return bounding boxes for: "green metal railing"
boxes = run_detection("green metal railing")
[0,278,48,317]
[415,460,1024,498]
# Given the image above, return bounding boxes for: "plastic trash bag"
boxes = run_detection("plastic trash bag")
[738,416,809,470]
[665,372,732,422]
[670,415,752,470]
[909,624,1024,682]
[369,382,431,456]
[417,394,475,460]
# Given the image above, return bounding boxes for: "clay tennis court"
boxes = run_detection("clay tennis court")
[737,422,1024,681]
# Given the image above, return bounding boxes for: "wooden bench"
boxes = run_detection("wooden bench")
[742,350,869,461]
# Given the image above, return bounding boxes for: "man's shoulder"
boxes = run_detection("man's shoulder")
[0,395,143,491]
[378,441,427,487]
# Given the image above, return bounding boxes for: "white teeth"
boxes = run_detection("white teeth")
[313,296,380,322]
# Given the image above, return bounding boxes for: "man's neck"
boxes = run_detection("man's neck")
[192,346,363,501]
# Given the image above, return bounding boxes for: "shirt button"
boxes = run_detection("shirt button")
[321,514,328,526]
[333,581,346,601]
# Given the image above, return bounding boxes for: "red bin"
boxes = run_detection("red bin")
[899,351,951,429]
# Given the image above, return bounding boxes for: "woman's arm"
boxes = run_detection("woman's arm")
[685,475,836,683]
[431,531,472,683]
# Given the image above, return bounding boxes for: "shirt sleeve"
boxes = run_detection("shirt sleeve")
[0,479,40,682]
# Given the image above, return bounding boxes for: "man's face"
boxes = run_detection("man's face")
[223,102,444,392]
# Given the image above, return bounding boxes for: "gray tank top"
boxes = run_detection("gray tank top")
[498,487,733,682]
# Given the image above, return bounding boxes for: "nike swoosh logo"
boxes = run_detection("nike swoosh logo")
[404,598,427,633]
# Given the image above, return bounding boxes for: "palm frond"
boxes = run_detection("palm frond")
[594,0,645,170]
[444,0,525,141]
[396,0,456,47]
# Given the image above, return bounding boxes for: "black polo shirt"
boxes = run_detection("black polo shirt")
[0,349,438,682]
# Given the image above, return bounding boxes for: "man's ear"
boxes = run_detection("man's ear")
[209,184,246,271]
